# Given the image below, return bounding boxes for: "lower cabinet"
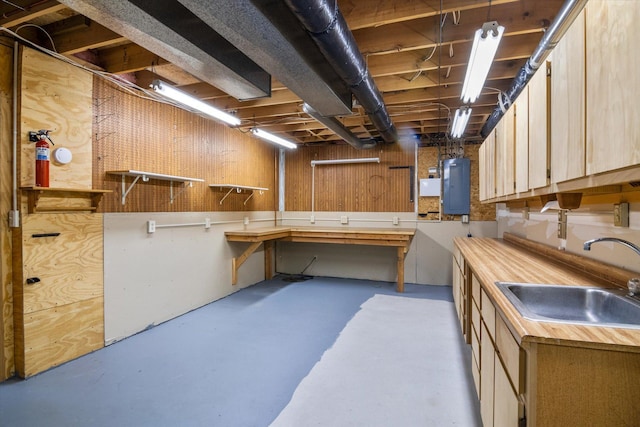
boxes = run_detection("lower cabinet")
[472,278,525,427]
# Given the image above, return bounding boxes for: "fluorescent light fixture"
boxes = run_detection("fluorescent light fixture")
[461,21,505,103]
[151,79,240,126]
[311,158,380,166]
[250,128,297,150]
[451,107,472,138]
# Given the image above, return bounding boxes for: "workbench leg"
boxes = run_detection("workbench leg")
[264,240,273,280]
[397,246,406,293]
[231,241,262,286]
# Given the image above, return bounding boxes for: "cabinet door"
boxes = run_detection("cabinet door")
[528,60,550,189]
[514,87,529,193]
[480,321,495,427]
[586,1,640,174]
[494,358,522,427]
[478,142,486,201]
[479,130,496,201]
[495,106,515,197]
[551,9,585,183]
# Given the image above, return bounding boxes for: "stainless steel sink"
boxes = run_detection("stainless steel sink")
[495,282,640,329]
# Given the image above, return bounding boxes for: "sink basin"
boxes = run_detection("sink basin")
[495,282,640,329]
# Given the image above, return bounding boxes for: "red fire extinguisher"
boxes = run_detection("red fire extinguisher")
[35,130,54,188]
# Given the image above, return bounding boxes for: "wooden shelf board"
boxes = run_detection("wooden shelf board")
[107,170,204,183]
[209,184,269,191]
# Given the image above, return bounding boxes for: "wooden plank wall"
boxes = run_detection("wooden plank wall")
[92,79,277,213]
[418,144,496,222]
[0,38,13,379]
[284,143,415,212]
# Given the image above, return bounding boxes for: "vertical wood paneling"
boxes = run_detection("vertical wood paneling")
[0,39,14,379]
[514,88,529,193]
[285,144,415,212]
[93,78,276,213]
[528,60,550,189]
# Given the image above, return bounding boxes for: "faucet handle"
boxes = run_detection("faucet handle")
[628,278,640,296]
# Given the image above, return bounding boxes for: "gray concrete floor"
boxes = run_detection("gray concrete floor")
[0,276,481,426]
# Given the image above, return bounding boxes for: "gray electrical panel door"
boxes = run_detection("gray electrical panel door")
[443,158,470,214]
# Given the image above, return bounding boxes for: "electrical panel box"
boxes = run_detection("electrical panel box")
[442,158,470,215]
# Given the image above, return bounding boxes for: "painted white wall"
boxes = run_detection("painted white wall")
[497,202,640,274]
[103,211,275,344]
[276,211,498,285]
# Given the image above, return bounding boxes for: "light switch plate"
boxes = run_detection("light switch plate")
[614,203,629,227]
[340,215,349,224]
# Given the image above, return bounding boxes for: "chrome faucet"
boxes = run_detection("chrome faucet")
[583,237,640,296]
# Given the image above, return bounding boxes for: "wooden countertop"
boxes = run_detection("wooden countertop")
[225,226,415,243]
[454,235,640,353]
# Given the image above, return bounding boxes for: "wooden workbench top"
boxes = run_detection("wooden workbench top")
[225,226,416,236]
[225,227,416,243]
[454,235,640,352]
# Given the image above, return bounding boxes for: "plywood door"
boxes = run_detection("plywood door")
[14,213,104,377]
[586,1,640,174]
[551,10,585,183]
[514,87,529,193]
[528,60,550,189]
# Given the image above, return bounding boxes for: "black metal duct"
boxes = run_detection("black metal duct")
[284,0,397,144]
[480,0,589,138]
[303,103,376,149]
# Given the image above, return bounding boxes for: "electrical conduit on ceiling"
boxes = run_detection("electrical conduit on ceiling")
[480,0,589,137]
[284,0,397,144]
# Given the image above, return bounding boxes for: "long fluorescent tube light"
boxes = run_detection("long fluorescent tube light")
[250,128,297,150]
[460,21,505,104]
[151,80,241,126]
[451,107,472,138]
[311,158,380,166]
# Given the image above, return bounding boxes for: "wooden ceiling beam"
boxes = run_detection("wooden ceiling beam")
[51,19,127,54]
[0,1,66,28]
[340,0,519,31]
[99,43,169,74]
[368,31,542,78]
[353,0,563,55]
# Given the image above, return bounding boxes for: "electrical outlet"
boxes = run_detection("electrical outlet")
[243,216,250,225]
[205,218,211,229]
[613,203,629,227]
[461,214,469,224]
[340,215,349,224]
[392,216,399,225]
[147,220,156,233]
[557,210,567,239]
[310,215,315,224]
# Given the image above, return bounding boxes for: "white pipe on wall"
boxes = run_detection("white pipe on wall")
[10,40,19,228]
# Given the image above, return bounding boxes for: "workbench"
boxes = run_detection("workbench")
[224,227,415,292]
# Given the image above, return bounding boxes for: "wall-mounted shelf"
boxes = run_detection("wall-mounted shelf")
[209,184,269,205]
[21,187,112,213]
[107,170,204,205]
